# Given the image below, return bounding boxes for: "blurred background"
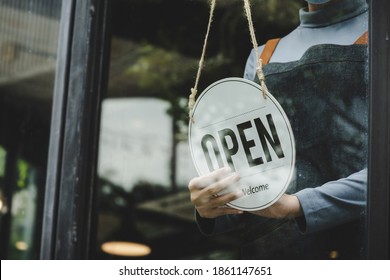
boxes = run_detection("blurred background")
[0,0,304,259]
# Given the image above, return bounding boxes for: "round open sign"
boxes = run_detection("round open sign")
[189,77,295,211]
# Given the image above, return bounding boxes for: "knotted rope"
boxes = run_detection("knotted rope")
[189,0,267,122]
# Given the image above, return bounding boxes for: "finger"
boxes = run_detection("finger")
[202,173,240,197]
[211,166,235,180]
[189,167,234,190]
[209,190,244,208]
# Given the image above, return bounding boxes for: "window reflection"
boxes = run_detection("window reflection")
[0,146,7,215]
[96,97,238,259]
[97,0,368,260]
[99,98,174,190]
[0,0,62,259]
[96,24,242,259]
[9,159,38,259]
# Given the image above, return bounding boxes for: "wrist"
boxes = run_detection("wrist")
[283,194,303,219]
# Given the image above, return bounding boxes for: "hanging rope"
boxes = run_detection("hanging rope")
[188,0,216,123]
[243,0,268,98]
[188,0,267,122]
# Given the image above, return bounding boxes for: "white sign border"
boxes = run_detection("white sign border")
[188,77,296,211]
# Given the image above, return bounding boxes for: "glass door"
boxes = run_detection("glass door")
[93,0,370,259]
[0,0,62,259]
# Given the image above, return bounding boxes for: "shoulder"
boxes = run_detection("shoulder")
[243,45,265,81]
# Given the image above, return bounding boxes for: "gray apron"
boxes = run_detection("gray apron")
[240,44,368,259]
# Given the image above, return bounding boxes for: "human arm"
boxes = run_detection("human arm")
[188,167,244,218]
[250,169,367,234]
[294,168,367,233]
[250,194,303,220]
[188,167,245,235]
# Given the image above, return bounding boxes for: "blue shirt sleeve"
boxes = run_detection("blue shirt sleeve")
[294,169,367,234]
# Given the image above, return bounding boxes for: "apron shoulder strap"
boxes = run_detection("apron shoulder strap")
[354,31,368,45]
[260,31,368,65]
[260,38,281,66]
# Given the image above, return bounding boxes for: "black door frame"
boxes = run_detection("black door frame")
[40,0,111,259]
[40,0,389,259]
[367,0,390,259]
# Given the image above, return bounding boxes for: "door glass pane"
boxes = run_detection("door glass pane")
[0,146,6,215]
[96,0,368,259]
[0,0,62,259]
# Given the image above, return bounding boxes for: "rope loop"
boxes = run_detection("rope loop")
[188,0,268,121]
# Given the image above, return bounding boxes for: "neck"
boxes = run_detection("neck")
[308,0,342,12]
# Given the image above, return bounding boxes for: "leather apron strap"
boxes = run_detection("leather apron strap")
[260,38,281,65]
[354,31,368,45]
[260,31,368,66]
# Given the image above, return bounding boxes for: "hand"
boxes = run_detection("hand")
[188,167,244,219]
[250,194,303,219]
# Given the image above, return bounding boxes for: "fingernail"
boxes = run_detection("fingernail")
[235,190,244,197]
[223,166,232,173]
